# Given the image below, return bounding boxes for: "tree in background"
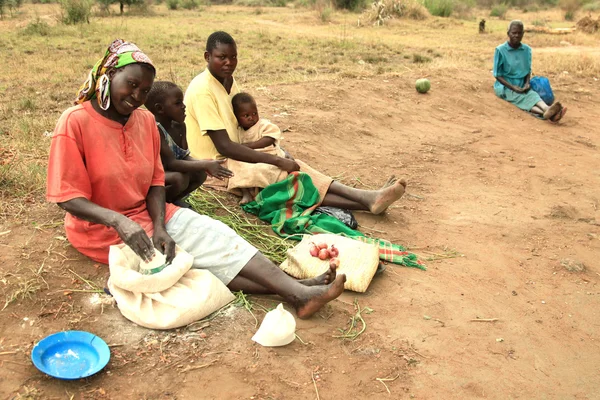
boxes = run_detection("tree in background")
[97,0,147,14]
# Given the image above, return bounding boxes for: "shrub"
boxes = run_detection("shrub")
[364,0,428,25]
[404,0,428,18]
[320,5,332,20]
[582,0,600,10]
[166,0,178,8]
[0,0,7,17]
[559,0,581,19]
[1,0,23,17]
[335,0,366,10]
[60,0,92,23]
[422,0,453,17]
[181,0,197,8]
[413,53,432,63]
[23,17,51,35]
[127,0,153,14]
[489,2,508,17]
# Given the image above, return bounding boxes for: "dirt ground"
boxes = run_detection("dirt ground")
[1,65,600,398]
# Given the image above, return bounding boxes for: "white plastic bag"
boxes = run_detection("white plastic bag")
[107,244,235,330]
[252,303,296,347]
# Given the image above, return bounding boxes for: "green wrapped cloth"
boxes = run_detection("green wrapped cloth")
[242,172,425,270]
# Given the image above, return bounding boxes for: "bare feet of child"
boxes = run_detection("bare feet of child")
[295,274,346,319]
[369,178,407,215]
[299,266,337,286]
[239,188,254,205]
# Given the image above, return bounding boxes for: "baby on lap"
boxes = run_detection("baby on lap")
[229,92,288,204]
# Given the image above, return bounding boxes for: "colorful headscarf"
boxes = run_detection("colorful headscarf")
[75,39,154,110]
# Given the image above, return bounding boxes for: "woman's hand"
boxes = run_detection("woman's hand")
[522,83,531,92]
[276,157,301,173]
[113,216,155,262]
[152,227,176,264]
[206,160,234,180]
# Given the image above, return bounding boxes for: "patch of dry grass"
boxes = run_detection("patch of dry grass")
[2,278,42,310]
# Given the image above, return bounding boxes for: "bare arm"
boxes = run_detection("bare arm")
[207,129,299,172]
[522,73,531,91]
[160,133,232,178]
[57,197,155,261]
[496,76,525,93]
[243,136,276,150]
[145,185,175,263]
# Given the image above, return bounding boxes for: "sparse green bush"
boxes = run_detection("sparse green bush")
[489,2,508,17]
[320,5,332,20]
[560,0,580,20]
[413,53,432,63]
[23,17,51,35]
[181,0,197,8]
[582,0,600,10]
[59,0,92,24]
[127,0,153,14]
[1,0,23,17]
[423,0,453,17]
[0,0,7,17]
[166,0,178,8]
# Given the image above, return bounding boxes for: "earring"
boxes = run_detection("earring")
[97,74,111,111]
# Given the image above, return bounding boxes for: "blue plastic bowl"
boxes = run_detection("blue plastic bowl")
[31,331,110,380]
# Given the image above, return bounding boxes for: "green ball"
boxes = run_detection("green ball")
[416,78,431,94]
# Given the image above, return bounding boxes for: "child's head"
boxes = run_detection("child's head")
[232,92,259,130]
[205,31,237,82]
[145,81,186,124]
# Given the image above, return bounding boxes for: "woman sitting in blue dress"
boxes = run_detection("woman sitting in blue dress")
[493,20,567,123]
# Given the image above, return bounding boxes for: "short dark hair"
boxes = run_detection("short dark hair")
[232,92,256,115]
[508,20,524,32]
[145,81,179,114]
[206,31,236,53]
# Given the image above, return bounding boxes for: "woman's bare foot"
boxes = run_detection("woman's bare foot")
[543,102,562,120]
[550,106,567,123]
[299,266,337,286]
[295,274,346,319]
[239,189,254,205]
[368,178,407,215]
